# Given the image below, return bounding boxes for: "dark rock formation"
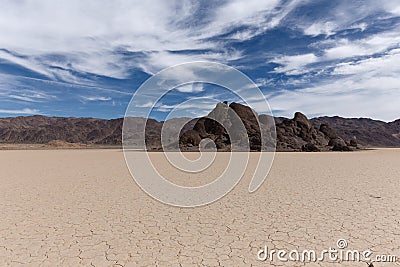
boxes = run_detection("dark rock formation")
[348,137,358,148]
[274,111,359,151]
[1,103,398,151]
[180,103,352,152]
[319,124,338,139]
[229,102,262,151]
[302,143,321,152]
[179,102,261,151]
[179,129,201,147]
[332,143,352,151]
[328,137,347,147]
[275,112,330,151]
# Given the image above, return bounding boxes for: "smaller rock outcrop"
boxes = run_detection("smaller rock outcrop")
[302,143,321,152]
[348,137,358,148]
[276,112,354,151]
[319,124,337,139]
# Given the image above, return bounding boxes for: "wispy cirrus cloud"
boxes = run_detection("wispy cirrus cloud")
[272,24,400,76]
[272,53,318,75]
[0,0,306,79]
[8,94,49,103]
[1,0,398,77]
[81,96,112,102]
[0,108,40,115]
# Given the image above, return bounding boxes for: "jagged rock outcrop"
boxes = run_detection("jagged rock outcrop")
[180,103,353,152]
[276,112,327,151]
[229,102,262,151]
[179,102,258,151]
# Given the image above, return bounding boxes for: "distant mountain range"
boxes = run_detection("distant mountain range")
[311,116,400,147]
[1,102,399,151]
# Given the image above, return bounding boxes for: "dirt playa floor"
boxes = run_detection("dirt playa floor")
[0,149,399,266]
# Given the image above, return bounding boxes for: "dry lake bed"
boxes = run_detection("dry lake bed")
[0,149,399,266]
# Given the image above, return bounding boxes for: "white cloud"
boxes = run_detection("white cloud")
[8,95,43,102]
[81,96,112,101]
[304,21,338,36]
[351,23,368,32]
[199,0,277,38]
[254,78,275,88]
[156,100,217,114]
[139,50,243,75]
[202,0,300,38]
[0,108,40,115]
[175,83,204,93]
[381,1,400,15]
[299,1,400,36]
[324,43,369,60]
[1,0,398,79]
[273,53,318,75]
[0,0,297,79]
[0,75,59,102]
[323,30,400,60]
[0,50,54,78]
[0,1,188,53]
[272,27,400,76]
[332,49,400,76]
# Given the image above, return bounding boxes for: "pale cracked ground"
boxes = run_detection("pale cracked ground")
[0,149,399,267]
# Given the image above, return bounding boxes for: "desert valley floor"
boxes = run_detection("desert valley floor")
[0,149,399,266]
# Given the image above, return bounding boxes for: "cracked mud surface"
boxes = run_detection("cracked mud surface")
[0,149,399,266]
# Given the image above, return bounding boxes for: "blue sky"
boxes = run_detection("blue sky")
[0,0,400,121]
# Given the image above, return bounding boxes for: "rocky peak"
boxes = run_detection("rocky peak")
[229,102,258,123]
[293,112,312,129]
